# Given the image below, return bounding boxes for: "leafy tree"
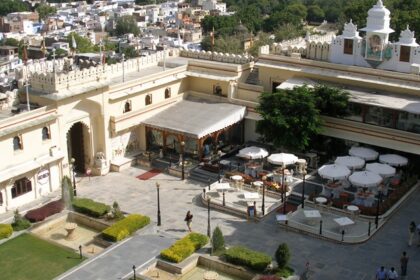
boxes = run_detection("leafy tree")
[12,209,31,231]
[1,38,20,47]
[67,32,94,53]
[61,176,74,205]
[275,243,290,269]
[36,3,57,22]
[256,86,322,152]
[123,46,137,58]
[212,226,225,253]
[313,85,349,117]
[236,4,263,33]
[201,35,242,54]
[307,5,325,23]
[0,0,28,16]
[274,24,306,42]
[115,15,140,37]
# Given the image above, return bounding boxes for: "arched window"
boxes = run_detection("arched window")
[145,94,152,106]
[165,88,171,99]
[11,177,32,198]
[13,136,22,150]
[42,127,50,140]
[0,191,3,205]
[124,100,132,113]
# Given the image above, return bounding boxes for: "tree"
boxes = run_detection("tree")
[123,46,137,58]
[47,48,68,59]
[67,32,94,53]
[115,15,140,37]
[307,5,325,23]
[201,35,242,54]
[0,0,28,16]
[212,226,225,253]
[36,3,57,22]
[61,176,74,207]
[313,85,349,117]
[1,38,20,47]
[275,243,290,269]
[256,86,322,152]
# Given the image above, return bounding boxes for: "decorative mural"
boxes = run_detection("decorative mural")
[111,130,139,159]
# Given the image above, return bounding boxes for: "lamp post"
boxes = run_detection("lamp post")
[261,176,266,216]
[180,141,185,180]
[375,187,383,229]
[217,150,222,183]
[207,196,211,238]
[301,169,307,209]
[132,265,136,280]
[71,158,77,196]
[282,164,287,214]
[156,182,161,226]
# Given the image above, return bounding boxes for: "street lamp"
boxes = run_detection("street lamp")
[301,169,307,209]
[217,150,222,183]
[207,196,211,238]
[261,176,266,215]
[180,141,185,180]
[132,265,136,280]
[282,164,287,214]
[70,158,77,196]
[375,186,383,229]
[156,182,161,226]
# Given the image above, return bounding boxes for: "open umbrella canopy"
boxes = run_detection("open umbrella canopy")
[349,171,382,188]
[379,154,408,167]
[267,153,298,166]
[237,146,269,159]
[318,164,351,180]
[349,146,379,161]
[335,156,365,169]
[366,163,396,178]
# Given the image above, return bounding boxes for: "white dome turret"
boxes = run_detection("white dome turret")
[361,0,394,34]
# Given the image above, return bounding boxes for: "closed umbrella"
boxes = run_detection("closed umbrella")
[318,164,351,180]
[349,146,379,161]
[335,156,365,169]
[379,154,408,167]
[267,153,298,166]
[349,171,382,188]
[237,146,269,159]
[366,163,396,178]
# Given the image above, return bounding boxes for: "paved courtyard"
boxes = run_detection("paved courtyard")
[59,166,420,280]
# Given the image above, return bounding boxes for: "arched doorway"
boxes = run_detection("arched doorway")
[67,122,89,173]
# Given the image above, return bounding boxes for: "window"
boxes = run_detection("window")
[42,127,50,140]
[344,39,353,55]
[213,85,222,96]
[11,177,32,198]
[165,88,171,99]
[123,101,132,113]
[0,192,3,205]
[400,46,411,62]
[13,136,22,151]
[145,94,152,106]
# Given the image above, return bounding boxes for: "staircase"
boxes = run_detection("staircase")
[188,166,220,184]
[245,68,260,85]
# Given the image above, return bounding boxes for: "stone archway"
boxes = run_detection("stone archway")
[67,121,90,173]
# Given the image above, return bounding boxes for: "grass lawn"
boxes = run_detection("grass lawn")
[0,233,85,280]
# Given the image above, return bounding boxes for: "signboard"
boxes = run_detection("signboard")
[37,169,49,185]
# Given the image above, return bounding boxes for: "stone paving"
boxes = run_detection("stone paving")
[58,166,420,280]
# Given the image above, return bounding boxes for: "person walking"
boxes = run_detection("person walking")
[400,251,409,277]
[184,210,193,232]
[387,267,398,280]
[408,221,416,246]
[375,266,387,280]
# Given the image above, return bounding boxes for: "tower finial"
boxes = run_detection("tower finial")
[377,0,383,7]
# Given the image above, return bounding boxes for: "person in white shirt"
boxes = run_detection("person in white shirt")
[387,267,398,280]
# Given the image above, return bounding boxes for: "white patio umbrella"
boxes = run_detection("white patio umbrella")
[349,171,383,188]
[334,156,365,170]
[318,164,351,181]
[379,154,408,167]
[349,146,379,161]
[237,146,269,159]
[267,153,298,166]
[365,163,396,178]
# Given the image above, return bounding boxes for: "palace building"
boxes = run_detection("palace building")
[0,0,418,214]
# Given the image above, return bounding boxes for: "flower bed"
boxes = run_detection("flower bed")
[25,200,64,222]
[224,246,272,272]
[72,198,111,218]
[160,232,209,263]
[102,214,150,242]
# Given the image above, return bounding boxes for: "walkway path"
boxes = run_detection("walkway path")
[59,167,420,280]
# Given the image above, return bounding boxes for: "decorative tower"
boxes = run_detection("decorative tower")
[360,0,394,63]
[396,26,418,63]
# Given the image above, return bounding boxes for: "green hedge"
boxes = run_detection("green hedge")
[160,233,209,263]
[72,198,111,218]
[0,224,13,239]
[224,246,272,272]
[102,214,150,242]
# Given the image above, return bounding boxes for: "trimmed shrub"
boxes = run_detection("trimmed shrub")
[12,209,31,231]
[25,200,64,222]
[0,224,13,239]
[224,246,272,272]
[212,226,225,253]
[160,233,209,263]
[275,243,290,269]
[72,198,110,218]
[102,214,150,242]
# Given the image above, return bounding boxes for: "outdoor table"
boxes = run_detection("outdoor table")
[243,192,260,200]
[252,181,264,193]
[303,210,321,226]
[347,205,359,216]
[315,197,327,204]
[212,182,232,192]
[333,217,355,233]
[231,175,244,190]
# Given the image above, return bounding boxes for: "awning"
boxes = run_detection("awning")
[142,100,246,139]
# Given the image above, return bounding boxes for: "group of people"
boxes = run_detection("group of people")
[375,252,409,280]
